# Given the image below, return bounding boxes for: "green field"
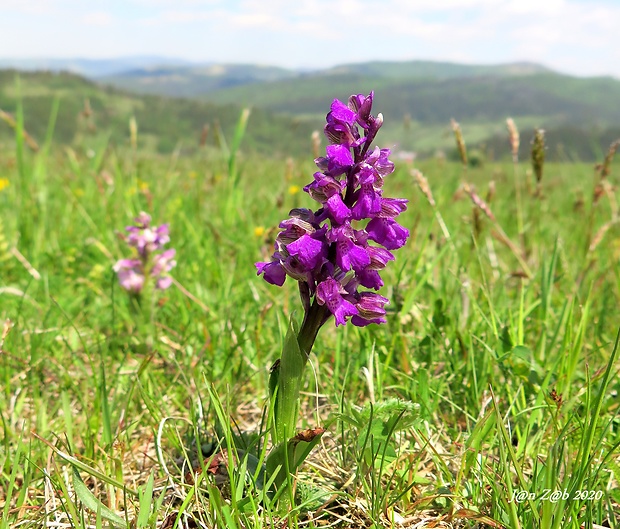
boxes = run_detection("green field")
[1,90,619,529]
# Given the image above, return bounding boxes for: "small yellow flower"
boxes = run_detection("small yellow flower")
[254,226,265,237]
[88,263,105,280]
[0,178,9,192]
[74,188,84,197]
[189,170,198,179]
[138,180,149,192]
[288,185,300,195]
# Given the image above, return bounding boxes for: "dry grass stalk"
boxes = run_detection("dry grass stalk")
[463,183,496,222]
[588,219,619,253]
[0,108,39,151]
[486,180,496,204]
[129,116,138,150]
[412,169,435,207]
[506,118,520,163]
[10,247,41,280]
[451,119,467,166]
[472,207,482,240]
[199,124,210,147]
[588,218,619,254]
[597,139,620,180]
[464,183,533,277]
[531,128,545,185]
[1,318,13,354]
[602,179,618,217]
[412,169,453,244]
[285,156,294,181]
[592,179,618,214]
[81,98,93,119]
[311,130,321,159]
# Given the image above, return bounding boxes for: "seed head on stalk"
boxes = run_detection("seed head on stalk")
[451,119,468,167]
[531,128,546,185]
[506,118,520,163]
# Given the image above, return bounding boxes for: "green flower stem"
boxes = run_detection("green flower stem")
[267,302,330,498]
[297,301,330,360]
[131,260,155,349]
[272,302,329,443]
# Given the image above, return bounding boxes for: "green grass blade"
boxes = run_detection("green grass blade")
[72,466,128,528]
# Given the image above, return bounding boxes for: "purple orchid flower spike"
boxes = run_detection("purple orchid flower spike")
[114,212,177,295]
[256,92,409,356]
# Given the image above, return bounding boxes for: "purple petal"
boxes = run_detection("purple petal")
[329,99,356,123]
[113,258,141,272]
[356,165,377,186]
[154,224,171,247]
[351,292,389,326]
[256,261,286,286]
[357,269,383,290]
[289,208,319,224]
[351,315,386,327]
[278,217,316,244]
[352,184,382,220]
[325,194,351,224]
[115,266,145,293]
[326,144,353,175]
[366,218,409,250]
[337,240,370,272]
[282,256,312,282]
[316,278,358,326]
[367,246,395,269]
[380,198,408,218]
[329,226,371,272]
[304,173,343,204]
[151,249,177,276]
[156,276,173,290]
[287,234,324,270]
[134,212,151,228]
[374,148,395,177]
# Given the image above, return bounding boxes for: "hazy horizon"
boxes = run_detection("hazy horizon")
[2,0,620,79]
[0,55,560,70]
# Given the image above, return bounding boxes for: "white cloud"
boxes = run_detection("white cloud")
[131,0,222,5]
[228,12,283,29]
[81,11,114,26]
[0,0,57,14]
[2,0,620,77]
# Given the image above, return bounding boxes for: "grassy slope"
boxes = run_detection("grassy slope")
[196,64,620,159]
[0,97,619,527]
[0,70,317,157]
[202,72,620,126]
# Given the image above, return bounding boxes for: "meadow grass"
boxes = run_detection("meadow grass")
[0,111,619,529]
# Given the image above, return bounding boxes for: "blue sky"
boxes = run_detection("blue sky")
[2,0,620,78]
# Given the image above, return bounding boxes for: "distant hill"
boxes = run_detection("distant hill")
[320,60,552,80]
[0,70,316,156]
[194,61,619,161]
[96,59,557,100]
[200,64,620,128]
[100,64,297,98]
[0,56,194,78]
[91,59,620,159]
[1,60,619,161]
